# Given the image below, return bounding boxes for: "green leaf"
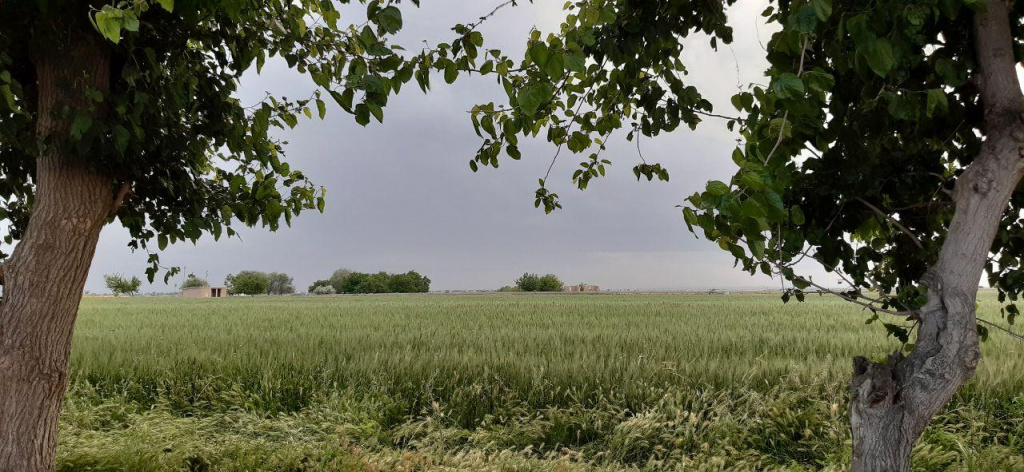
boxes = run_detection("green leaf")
[926,89,948,117]
[113,125,130,153]
[529,42,550,68]
[863,38,895,78]
[376,6,403,34]
[316,99,327,119]
[156,0,174,11]
[812,0,832,21]
[791,205,806,225]
[772,73,805,99]
[93,7,124,43]
[790,5,817,34]
[706,180,730,196]
[517,82,554,117]
[71,114,92,138]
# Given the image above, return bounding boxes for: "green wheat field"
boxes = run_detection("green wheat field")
[59,292,1024,471]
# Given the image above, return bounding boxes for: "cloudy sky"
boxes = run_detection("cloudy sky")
[86,0,831,293]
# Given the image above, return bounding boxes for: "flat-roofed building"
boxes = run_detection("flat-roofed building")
[181,286,227,298]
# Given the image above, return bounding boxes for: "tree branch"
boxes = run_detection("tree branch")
[856,197,925,250]
[109,182,132,218]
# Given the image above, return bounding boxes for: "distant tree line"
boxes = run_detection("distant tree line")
[513,273,563,292]
[225,271,295,296]
[308,268,430,294]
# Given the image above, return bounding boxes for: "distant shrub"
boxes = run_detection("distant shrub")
[267,273,295,295]
[180,275,209,290]
[308,280,332,293]
[312,285,336,295]
[104,274,141,296]
[515,273,563,292]
[225,271,269,295]
[497,285,522,292]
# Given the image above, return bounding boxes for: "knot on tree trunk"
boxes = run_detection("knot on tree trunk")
[852,351,905,408]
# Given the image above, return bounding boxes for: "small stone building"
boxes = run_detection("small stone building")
[563,284,600,293]
[181,286,227,298]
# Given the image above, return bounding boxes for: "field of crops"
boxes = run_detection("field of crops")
[59,292,1024,471]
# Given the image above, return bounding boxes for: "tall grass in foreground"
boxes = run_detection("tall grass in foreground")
[59,293,1024,470]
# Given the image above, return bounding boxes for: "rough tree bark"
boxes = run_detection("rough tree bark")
[849,1,1024,470]
[0,17,115,472]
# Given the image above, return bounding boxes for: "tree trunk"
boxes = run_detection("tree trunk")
[849,1,1024,470]
[0,19,113,472]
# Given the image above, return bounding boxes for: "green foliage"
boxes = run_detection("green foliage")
[515,273,563,292]
[497,285,522,292]
[307,279,332,293]
[179,274,209,290]
[60,293,1024,470]
[104,274,141,296]
[451,0,1024,323]
[266,272,295,295]
[328,268,354,293]
[311,284,336,295]
[224,271,269,296]
[331,270,430,294]
[0,0,497,280]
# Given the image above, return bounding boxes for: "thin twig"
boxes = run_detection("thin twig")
[978,318,1024,342]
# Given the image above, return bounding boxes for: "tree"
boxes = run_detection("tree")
[0,1,486,465]
[103,274,140,297]
[452,0,1024,468]
[311,284,336,295]
[514,273,540,292]
[180,274,209,290]
[329,268,354,293]
[308,280,332,293]
[266,272,295,295]
[537,274,563,292]
[388,270,431,293]
[225,271,269,296]
[515,273,562,292]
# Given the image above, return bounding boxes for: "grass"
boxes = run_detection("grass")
[59,292,1024,471]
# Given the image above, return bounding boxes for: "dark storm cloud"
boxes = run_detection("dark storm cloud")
[86,0,821,293]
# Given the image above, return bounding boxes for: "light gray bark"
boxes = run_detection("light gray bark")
[850,1,1024,470]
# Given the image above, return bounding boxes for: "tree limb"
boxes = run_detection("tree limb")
[108,182,132,218]
[856,197,925,250]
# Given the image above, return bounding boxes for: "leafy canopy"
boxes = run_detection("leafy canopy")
[0,0,500,282]
[453,0,1024,337]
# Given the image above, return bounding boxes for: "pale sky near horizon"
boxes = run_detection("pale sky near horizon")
[84,0,837,294]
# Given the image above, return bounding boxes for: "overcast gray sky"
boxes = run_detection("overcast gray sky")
[86,0,831,293]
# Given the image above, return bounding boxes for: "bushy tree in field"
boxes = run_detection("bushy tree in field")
[515,273,562,292]
[388,270,431,293]
[266,272,295,295]
[180,275,209,290]
[537,274,563,292]
[225,271,269,296]
[308,280,332,294]
[514,273,540,292]
[104,274,141,297]
[328,268,354,293]
[311,285,337,295]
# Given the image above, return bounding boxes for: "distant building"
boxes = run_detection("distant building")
[181,286,227,298]
[563,284,600,293]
